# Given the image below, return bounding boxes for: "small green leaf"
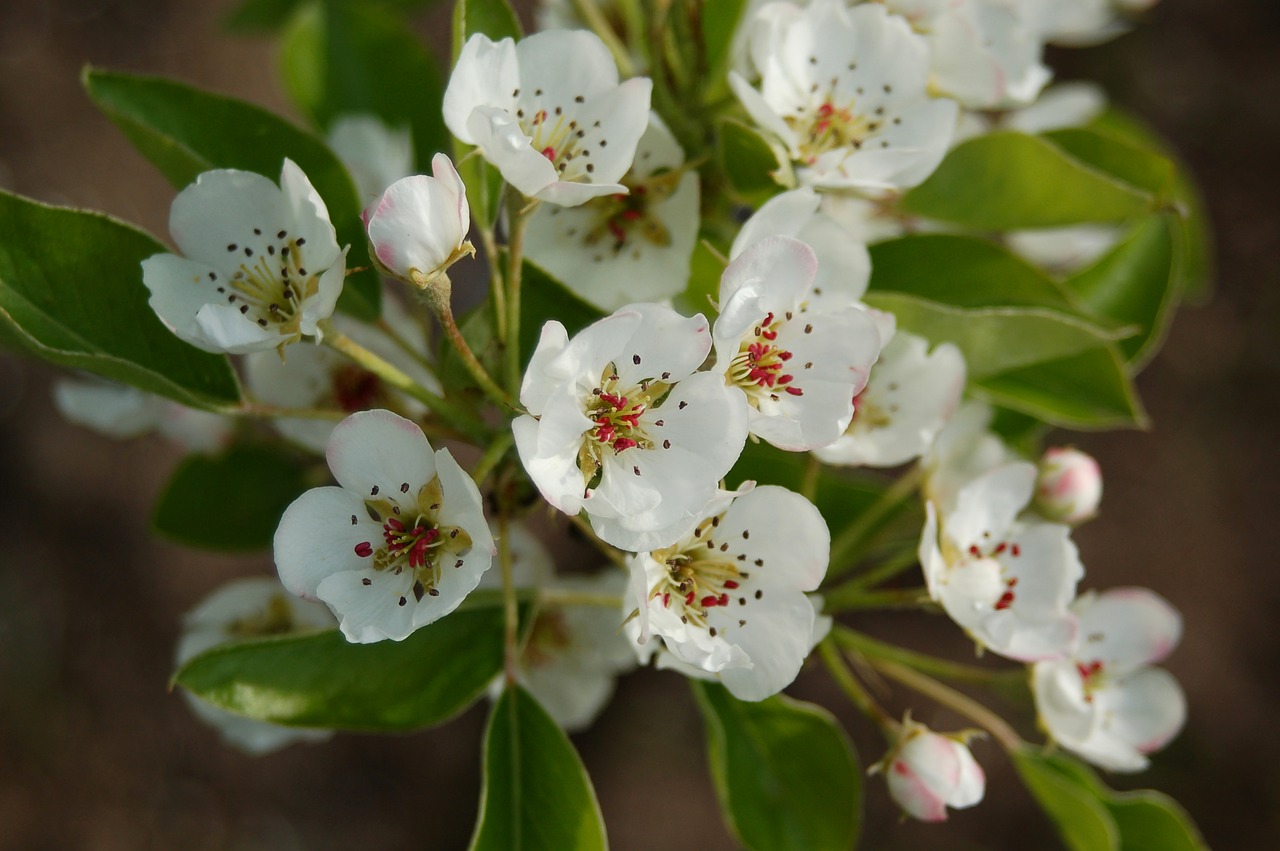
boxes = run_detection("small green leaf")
[280,0,449,169]
[0,190,240,409]
[469,684,608,851]
[900,132,1154,229]
[153,444,312,551]
[521,260,607,366]
[1043,128,1177,202]
[82,67,380,320]
[175,600,515,731]
[862,291,1128,379]
[1067,214,1178,366]
[452,0,522,60]
[718,118,783,203]
[701,0,750,100]
[693,682,861,851]
[1012,746,1120,851]
[972,346,1147,430]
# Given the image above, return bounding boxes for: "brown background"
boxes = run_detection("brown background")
[1,0,1277,848]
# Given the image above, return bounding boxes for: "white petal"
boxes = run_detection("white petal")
[317,566,417,643]
[326,409,436,498]
[275,486,380,600]
[1074,587,1182,673]
[367,173,467,279]
[443,34,519,144]
[468,105,560,199]
[946,462,1037,548]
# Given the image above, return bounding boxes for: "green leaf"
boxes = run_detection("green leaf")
[81,67,380,321]
[521,260,606,366]
[900,132,1154,229]
[280,0,449,170]
[1011,747,1120,851]
[693,682,861,851]
[718,118,783,204]
[972,346,1147,430]
[0,190,241,409]
[672,238,727,318]
[862,291,1128,379]
[152,444,312,551]
[1043,127,1177,202]
[225,0,444,32]
[175,600,515,731]
[1067,214,1178,366]
[701,0,749,101]
[452,0,522,60]
[868,234,1080,312]
[469,684,608,851]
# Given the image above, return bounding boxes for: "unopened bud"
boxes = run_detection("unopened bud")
[1034,446,1102,525]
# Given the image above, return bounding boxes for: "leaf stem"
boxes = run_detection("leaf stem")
[822,586,934,614]
[572,0,635,77]
[504,197,538,394]
[801,454,821,502]
[818,636,897,737]
[827,465,923,579]
[420,273,517,410]
[833,626,1025,688]
[471,430,514,488]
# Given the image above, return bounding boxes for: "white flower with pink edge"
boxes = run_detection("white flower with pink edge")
[1033,587,1186,772]
[873,716,986,822]
[1034,446,1103,525]
[275,409,494,643]
[364,153,473,288]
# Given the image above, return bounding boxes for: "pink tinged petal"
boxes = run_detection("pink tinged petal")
[611,303,711,389]
[1074,587,1183,672]
[887,756,950,822]
[275,486,380,600]
[366,174,465,278]
[468,106,560,199]
[716,586,818,700]
[316,567,417,643]
[431,152,470,238]
[442,34,520,143]
[278,158,341,270]
[1103,667,1187,759]
[326,409,436,498]
[519,320,572,413]
[891,728,984,820]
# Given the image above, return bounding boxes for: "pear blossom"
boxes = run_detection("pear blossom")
[729,187,872,312]
[922,400,1017,516]
[1020,0,1156,46]
[513,303,749,551]
[143,159,347,354]
[873,716,986,821]
[54,377,231,453]
[364,154,474,288]
[327,114,413,207]
[525,116,699,310]
[625,485,830,701]
[1033,587,1186,771]
[730,0,959,193]
[919,462,1083,661]
[175,577,335,754]
[275,409,494,643]
[244,298,440,453]
[712,236,883,451]
[1034,446,1103,525]
[814,331,965,468]
[443,30,652,206]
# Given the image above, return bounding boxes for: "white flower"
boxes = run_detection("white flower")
[730,0,959,193]
[513,303,749,551]
[525,115,700,311]
[712,236,883,451]
[814,332,965,468]
[327,113,413,207]
[1019,0,1140,46]
[443,31,652,206]
[625,485,830,701]
[922,400,1017,516]
[730,187,872,313]
[54,377,231,453]
[175,577,335,755]
[1006,225,1122,274]
[1033,587,1186,772]
[1034,446,1103,525]
[244,296,440,453]
[143,159,347,354]
[274,409,494,643]
[364,154,474,288]
[1002,81,1108,134]
[874,717,986,821]
[919,462,1083,661]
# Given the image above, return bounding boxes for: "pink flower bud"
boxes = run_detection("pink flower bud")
[1034,447,1103,525]
[364,153,473,288]
[881,720,985,822]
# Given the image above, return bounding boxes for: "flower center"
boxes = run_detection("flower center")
[1076,660,1106,702]
[579,166,686,253]
[786,97,876,164]
[649,516,753,632]
[576,365,672,484]
[727,312,805,404]
[512,90,597,180]
[215,229,319,334]
[332,364,387,412]
[959,538,1023,610]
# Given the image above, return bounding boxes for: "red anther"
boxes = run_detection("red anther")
[608,220,627,243]
[995,591,1015,610]
[662,592,670,608]
[387,517,405,532]
[815,119,831,134]
[817,103,836,118]
[718,593,729,606]
[634,185,648,195]
[785,386,804,396]
[685,591,696,605]
[533,110,547,125]
[968,545,982,557]
[622,209,642,221]
[778,374,794,385]
[612,437,639,453]
[618,413,642,428]
[354,542,373,558]
[762,329,778,341]
[599,393,625,408]
[748,342,767,361]
[1007,577,1019,587]
[701,595,720,608]
[778,351,793,360]
[1011,544,1021,557]
[762,312,774,326]
[994,542,1007,555]
[724,581,739,590]
[541,146,556,161]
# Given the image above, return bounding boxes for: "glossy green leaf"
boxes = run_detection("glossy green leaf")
[1067,214,1178,366]
[701,0,749,101]
[900,132,1154,229]
[718,118,783,204]
[152,444,312,551]
[693,681,861,851]
[521,260,606,366]
[862,291,1128,379]
[469,684,608,851]
[868,234,1080,312]
[82,67,380,320]
[175,600,515,731]
[452,0,522,60]
[972,346,1146,430]
[281,0,449,170]
[1012,747,1120,851]
[0,190,241,409]
[1044,127,1177,202]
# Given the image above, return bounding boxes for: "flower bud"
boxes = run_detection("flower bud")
[364,153,474,291]
[879,719,985,822]
[1034,446,1103,525]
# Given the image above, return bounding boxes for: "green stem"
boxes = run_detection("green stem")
[504,198,537,394]
[841,544,921,592]
[833,626,1025,687]
[866,656,1023,751]
[572,0,635,77]
[471,431,514,488]
[321,323,484,439]
[421,273,516,410]
[827,465,923,579]
[818,637,897,735]
[375,317,438,380]
[801,454,821,502]
[822,586,933,614]
[497,508,520,684]
[478,201,508,342]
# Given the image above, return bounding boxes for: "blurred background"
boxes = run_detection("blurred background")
[0,0,1277,848]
